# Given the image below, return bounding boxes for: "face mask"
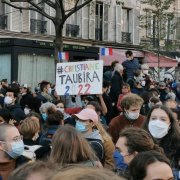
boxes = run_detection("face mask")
[148,103,151,109]
[57,108,64,114]
[24,108,30,115]
[82,101,86,108]
[75,120,91,133]
[42,114,47,121]
[122,89,128,95]
[126,111,139,120]
[127,57,131,61]
[37,87,40,91]
[106,89,110,94]
[48,88,52,94]
[141,81,146,87]
[2,140,24,159]
[143,70,148,75]
[4,97,13,105]
[113,150,131,170]
[21,92,26,96]
[148,120,170,139]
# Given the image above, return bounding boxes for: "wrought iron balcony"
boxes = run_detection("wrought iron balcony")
[30,19,47,34]
[66,24,79,38]
[95,28,102,41]
[122,32,131,43]
[0,15,7,30]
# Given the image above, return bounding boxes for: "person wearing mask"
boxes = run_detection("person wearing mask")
[114,127,163,176]
[131,77,146,96]
[50,125,98,166]
[146,83,155,91]
[1,79,9,96]
[117,83,131,115]
[140,92,154,116]
[33,86,40,97]
[19,84,32,110]
[102,81,113,125]
[148,97,161,109]
[39,102,56,122]
[141,64,155,87]
[5,88,26,124]
[55,100,75,126]
[142,105,180,172]
[24,96,41,115]
[158,82,169,103]
[103,60,119,82]
[73,108,105,166]
[127,70,142,89]
[165,92,176,101]
[0,124,30,180]
[126,151,174,180]
[122,51,139,82]
[37,82,59,104]
[39,107,64,156]
[110,64,124,118]
[149,88,161,97]
[108,93,145,144]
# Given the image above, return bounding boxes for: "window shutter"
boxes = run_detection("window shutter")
[12,2,21,31]
[146,10,152,37]
[45,4,50,35]
[50,7,55,35]
[82,4,89,39]
[175,17,180,41]
[109,6,116,42]
[116,5,122,43]
[22,2,30,32]
[134,8,140,45]
[89,2,95,39]
[103,3,109,41]
[161,15,167,39]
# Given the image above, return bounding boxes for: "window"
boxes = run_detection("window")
[0,2,7,30]
[95,3,103,41]
[121,9,131,43]
[152,14,158,48]
[30,1,47,34]
[167,18,172,40]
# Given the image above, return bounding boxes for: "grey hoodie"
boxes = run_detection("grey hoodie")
[83,129,102,141]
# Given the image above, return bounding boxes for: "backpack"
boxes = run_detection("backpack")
[87,138,105,166]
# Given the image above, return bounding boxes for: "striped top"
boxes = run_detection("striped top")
[122,58,139,78]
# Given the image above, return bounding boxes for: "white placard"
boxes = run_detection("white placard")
[56,60,103,95]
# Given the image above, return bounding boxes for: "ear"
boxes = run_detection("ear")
[168,125,171,131]
[0,142,4,150]
[91,121,96,128]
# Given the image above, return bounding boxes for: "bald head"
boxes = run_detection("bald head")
[0,124,15,141]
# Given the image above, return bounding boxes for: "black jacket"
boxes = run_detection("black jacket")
[131,86,146,96]
[128,78,136,89]
[6,103,26,122]
[15,155,31,168]
[110,71,123,103]
[20,92,33,110]
[23,139,46,160]
[140,105,150,116]
[159,88,168,103]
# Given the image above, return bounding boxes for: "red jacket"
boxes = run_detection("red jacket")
[108,113,146,145]
[65,107,83,115]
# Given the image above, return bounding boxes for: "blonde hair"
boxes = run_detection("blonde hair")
[96,121,111,143]
[51,165,124,180]
[19,117,39,139]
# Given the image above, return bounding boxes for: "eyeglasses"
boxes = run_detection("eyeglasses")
[0,135,23,143]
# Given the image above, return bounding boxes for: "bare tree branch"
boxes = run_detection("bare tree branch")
[44,0,55,9]
[66,0,92,19]
[2,0,54,21]
[75,0,80,8]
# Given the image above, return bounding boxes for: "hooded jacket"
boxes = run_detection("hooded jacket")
[84,130,105,165]
[6,103,26,122]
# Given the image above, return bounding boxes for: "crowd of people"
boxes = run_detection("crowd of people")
[0,50,180,180]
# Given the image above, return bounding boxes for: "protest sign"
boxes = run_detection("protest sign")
[56,60,103,95]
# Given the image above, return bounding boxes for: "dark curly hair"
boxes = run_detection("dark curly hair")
[46,107,64,126]
[25,96,41,113]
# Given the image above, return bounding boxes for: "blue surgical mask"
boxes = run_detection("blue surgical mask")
[42,114,47,121]
[106,89,110,94]
[82,101,86,108]
[75,120,91,133]
[148,103,151,109]
[48,88,52,95]
[113,150,131,170]
[2,140,24,159]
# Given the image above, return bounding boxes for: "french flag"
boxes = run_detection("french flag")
[58,52,69,60]
[101,48,113,56]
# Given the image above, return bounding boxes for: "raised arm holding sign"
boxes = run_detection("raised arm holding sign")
[56,60,103,96]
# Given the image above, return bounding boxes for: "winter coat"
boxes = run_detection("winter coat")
[110,71,123,103]
[20,92,33,110]
[159,88,169,103]
[131,86,146,96]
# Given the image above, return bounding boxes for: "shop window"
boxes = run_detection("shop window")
[18,54,55,91]
[95,3,103,41]
[0,54,11,83]
[121,8,131,43]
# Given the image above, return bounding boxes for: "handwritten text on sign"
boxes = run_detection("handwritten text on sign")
[56,60,103,95]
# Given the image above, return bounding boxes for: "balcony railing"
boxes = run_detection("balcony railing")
[122,32,131,43]
[95,28,102,41]
[66,24,79,38]
[0,15,7,30]
[30,19,47,34]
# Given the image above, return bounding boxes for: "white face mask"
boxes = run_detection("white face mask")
[48,88,52,94]
[143,70,148,75]
[126,111,139,120]
[141,81,146,87]
[127,57,131,61]
[148,120,170,139]
[4,97,13,105]
[24,108,30,115]
[57,108,64,114]
[22,92,26,96]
